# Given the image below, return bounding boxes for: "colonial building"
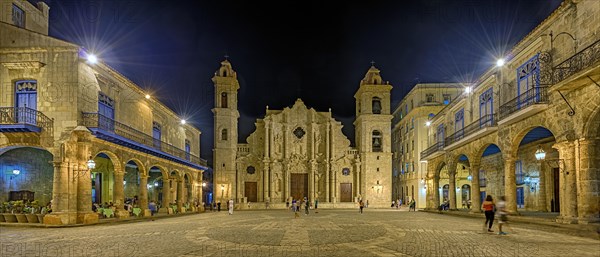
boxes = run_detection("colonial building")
[0,0,207,225]
[213,62,393,208]
[421,0,600,224]
[391,83,463,209]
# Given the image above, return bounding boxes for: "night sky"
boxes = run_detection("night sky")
[43,0,562,165]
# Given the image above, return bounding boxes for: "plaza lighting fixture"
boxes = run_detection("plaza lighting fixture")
[12,169,20,175]
[87,54,98,64]
[123,181,127,185]
[425,121,431,127]
[154,182,159,187]
[464,86,472,94]
[145,94,151,99]
[496,58,505,67]
[180,119,186,125]
[202,182,206,187]
[467,175,472,181]
[420,178,425,184]
[87,157,96,170]
[535,145,546,161]
[147,184,153,189]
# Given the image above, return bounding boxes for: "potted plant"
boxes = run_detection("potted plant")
[3,201,17,223]
[25,201,39,223]
[0,202,5,222]
[14,200,28,223]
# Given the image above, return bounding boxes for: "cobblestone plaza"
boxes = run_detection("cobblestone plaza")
[1,210,598,257]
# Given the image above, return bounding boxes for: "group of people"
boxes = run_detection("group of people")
[287,197,314,218]
[482,195,510,235]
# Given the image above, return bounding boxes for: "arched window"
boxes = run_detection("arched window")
[221,129,228,141]
[372,130,382,152]
[221,92,228,108]
[372,97,382,114]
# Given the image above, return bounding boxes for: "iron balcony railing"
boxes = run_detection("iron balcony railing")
[420,141,444,160]
[499,87,548,120]
[444,114,497,146]
[552,39,600,85]
[0,107,53,130]
[82,112,207,166]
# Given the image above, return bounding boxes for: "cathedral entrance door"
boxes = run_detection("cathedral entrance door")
[290,173,308,201]
[245,182,257,202]
[340,183,352,202]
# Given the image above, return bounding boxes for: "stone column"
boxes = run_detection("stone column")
[177,179,184,210]
[76,161,94,223]
[503,153,517,213]
[139,175,149,212]
[325,122,330,202]
[161,178,171,212]
[448,167,457,210]
[114,170,130,218]
[538,161,548,212]
[44,161,78,225]
[432,174,440,210]
[577,138,599,223]
[553,140,578,223]
[470,161,481,213]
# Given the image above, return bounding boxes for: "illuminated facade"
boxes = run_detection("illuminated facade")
[213,62,393,208]
[421,0,600,224]
[391,83,463,209]
[0,0,207,225]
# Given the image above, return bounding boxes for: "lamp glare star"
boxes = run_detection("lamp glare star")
[496,58,505,67]
[181,119,186,125]
[87,54,98,64]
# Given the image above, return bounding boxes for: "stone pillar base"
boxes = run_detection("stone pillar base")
[577,217,600,224]
[43,212,77,225]
[115,210,130,219]
[557,216,578,224]
[159,207,168,213]
[143,209,152,217]
[77,212,99,224]
[179,207,186,213]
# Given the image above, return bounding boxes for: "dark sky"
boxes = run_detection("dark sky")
[43,0,562,165]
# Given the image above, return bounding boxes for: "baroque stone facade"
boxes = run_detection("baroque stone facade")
[213,62,393,208]
[0,0,207,225]
[419,0,600,224]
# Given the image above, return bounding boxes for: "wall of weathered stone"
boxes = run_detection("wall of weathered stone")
[0,147,53,205]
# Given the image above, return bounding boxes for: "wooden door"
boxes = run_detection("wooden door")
[290,173,308,201]
[245,182,257,202]
[552,168,560,212]
[340,183,352,202]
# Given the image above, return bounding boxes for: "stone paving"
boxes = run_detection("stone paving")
[0,208,598,257]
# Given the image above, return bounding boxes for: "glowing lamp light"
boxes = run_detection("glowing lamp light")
[12,169,20,175]
[496,58,505,67]
[464,87,472,94]
[154,182,159,187]
[425,121,431,127]
[145,94,151,99]
[202,182,206,187]
[147,184,153,189]
[456,187,460,191]
[180,119,186,125]
[420,178,425,184]
[535,146,546,161]
[87,157,96,170]
[123,181,127,185]
[87,54,98,64]
[467,175,472,181]
[221,185,225,190]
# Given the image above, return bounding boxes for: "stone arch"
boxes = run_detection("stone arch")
[584,105,600,138]
[509,125,559,157]
[474,143,504,162]
[124,158,146,176]
[92,150,123,174]
[434,161,447,177]
[0,146,54,205]
[148,164,170,178]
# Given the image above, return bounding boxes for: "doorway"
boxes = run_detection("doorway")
[290,173,308,201]
[340,183,352,202]
[245,182,257,202]
[551,168,560,212]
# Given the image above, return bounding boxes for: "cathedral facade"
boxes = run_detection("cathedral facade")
[213,61,393,208]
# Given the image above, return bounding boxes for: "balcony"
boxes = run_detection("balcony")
[444,114,498,151]
[420,141,445,161]
[82,113,207,170]
[0,107,53,133]
[550,39,600,89]
[498,87,548,125]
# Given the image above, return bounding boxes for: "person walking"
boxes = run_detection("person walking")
[217,201,221,212]
[228,199,234,215]
[304,198,310,215]
[314,199,319,213]
[497,196,510,235]
[482,195,495,232]
[359,200,364,214]
[292,199,297,212]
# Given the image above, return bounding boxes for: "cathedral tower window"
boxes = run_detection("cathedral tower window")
[372,97,382,114]
[221,129,228,141]
[372,130,382,152]
[221,92,228,108]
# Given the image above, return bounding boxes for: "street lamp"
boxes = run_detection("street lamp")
[425,121,431,127]
[86,54,98,64]
[145,94,151,99]
[180,119,186,125]
[73,156,96,181]
[496,58,505,67]
[535,145,546,161]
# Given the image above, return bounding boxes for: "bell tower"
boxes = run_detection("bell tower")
[353,64,393,207]
[212,59,239,203]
